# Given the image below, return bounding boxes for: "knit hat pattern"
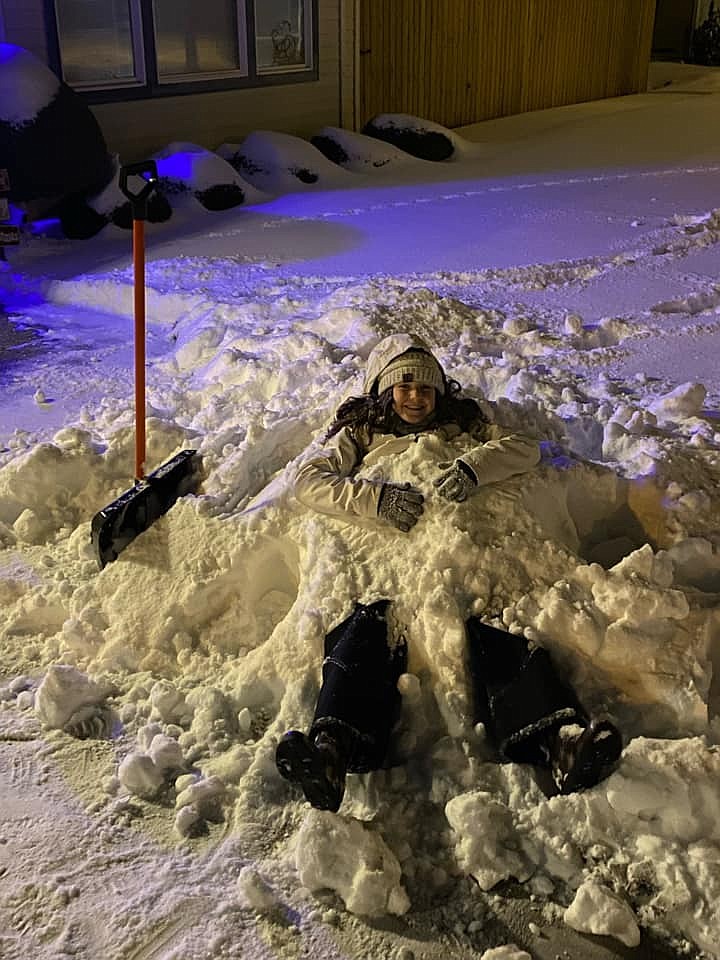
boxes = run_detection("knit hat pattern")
[377,350,445,396]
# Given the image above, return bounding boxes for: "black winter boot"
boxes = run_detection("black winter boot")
[548,718,623,795]
[275,728,348,812]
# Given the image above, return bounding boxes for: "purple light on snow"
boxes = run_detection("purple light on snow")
[29,217,61,234]
[0,44,21,66]
[155,153,195,182]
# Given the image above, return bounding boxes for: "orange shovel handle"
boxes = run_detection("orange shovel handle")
[133,218,146,482]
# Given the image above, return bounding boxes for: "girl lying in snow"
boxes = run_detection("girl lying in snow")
[276,334,622,812]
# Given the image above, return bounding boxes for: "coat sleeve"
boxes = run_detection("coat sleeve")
[294,427,384,520]
[460,422,541,487]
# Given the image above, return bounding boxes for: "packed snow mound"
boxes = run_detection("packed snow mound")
[218,130,354,193]
[311,126,426,173]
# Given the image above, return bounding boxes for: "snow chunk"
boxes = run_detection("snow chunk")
[445,791,535,890]
[237,865,280,914]
[149,679,189,724]
[480,946,532,960]
[564,880,640,947]
[35,664,109,730]
[147,734,184,775]
[175,775,226,819]
[649,382,706,421]
[118,752,165,799]
[295,811,409,916]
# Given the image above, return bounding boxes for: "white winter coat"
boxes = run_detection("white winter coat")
[294,414,540,523]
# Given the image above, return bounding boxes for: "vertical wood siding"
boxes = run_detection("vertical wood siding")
[358,0,656,129]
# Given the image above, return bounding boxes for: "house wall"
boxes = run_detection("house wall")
[357,0,657,130]
[1,0,343,161]
[339,0,357,129]
[0,0,49,60]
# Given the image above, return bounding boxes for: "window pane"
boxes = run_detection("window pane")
[154,0,245,79]
[255,0,311,74]
[55,0,140,86]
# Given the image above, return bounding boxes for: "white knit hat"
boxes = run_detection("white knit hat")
[364,333,445,393]
[376,349,445,396]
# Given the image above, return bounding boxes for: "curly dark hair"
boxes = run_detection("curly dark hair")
[326,377,487,441]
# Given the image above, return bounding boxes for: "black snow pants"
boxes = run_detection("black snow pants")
[466,616,586,764]
[309,599,407,773]
[309,605,584,774]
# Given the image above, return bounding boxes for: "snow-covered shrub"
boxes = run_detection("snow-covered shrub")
[0,44,113,209]
[362,114,455,161]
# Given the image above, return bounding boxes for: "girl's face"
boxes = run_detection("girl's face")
[392,381,436,424]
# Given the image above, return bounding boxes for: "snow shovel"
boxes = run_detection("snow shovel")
[90,160,200,569]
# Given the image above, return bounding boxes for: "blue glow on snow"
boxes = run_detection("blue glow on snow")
[29,217,61,234]
[7,204,24,226]
[0,43,21,66]
[156,153,195,182]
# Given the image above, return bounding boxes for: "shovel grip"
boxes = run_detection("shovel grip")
[120,160,158,220]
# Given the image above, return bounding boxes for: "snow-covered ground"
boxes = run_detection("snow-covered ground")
[1,63,720,960]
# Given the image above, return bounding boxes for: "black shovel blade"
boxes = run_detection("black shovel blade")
[91,449,201,569]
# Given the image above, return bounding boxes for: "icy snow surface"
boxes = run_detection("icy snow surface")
[1,64,720,960]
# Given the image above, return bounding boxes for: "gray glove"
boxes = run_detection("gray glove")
[378,482,424,532]
[433,459,478,502]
